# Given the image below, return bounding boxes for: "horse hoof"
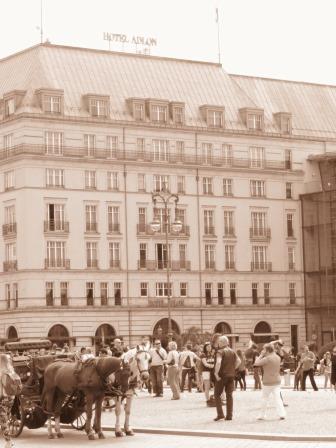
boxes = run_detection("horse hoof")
[98,432,105,439]
[48,434,55,439]
[57,433,64,438]
[124,429,135,436]
[88,434,95,440]
[115,431,124,437]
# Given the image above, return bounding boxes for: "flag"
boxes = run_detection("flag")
[215,7,219,23]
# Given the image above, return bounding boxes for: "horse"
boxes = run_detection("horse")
[113,344,151,437]
[42,356,130,440]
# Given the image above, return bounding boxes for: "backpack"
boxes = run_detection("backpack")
[2,371,23,396]
[183,355,192,369]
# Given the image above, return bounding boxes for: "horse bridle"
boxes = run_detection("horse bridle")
[135,349,151,375]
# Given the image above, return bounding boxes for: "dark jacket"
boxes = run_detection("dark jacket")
[218,347,239,378]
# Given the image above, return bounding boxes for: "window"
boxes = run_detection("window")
[173,106,184,124]
[138,173,146,191]
[285,149,292,169]
[225,245,235,269]
[175,208,185,226]
[250,180,265,197]
[205,244,215,269]
[202,143,212,164]
[85,170,96,189]
[46,241,66,268]
[251,212,267,237]
[84,134,96,156]
[107,172,119,190]
[286,182,292,199]
[4,205,16,234]
[252,282,258,305]
[43,95,61,113]
[155,282,172,297]
[153,139,169,162]
[252,246,267,270]
[218,283,224,305]
[108,206,120,233]
[156,243,170,269]
[176,141,184,162]
[134,103,145,121]
[179,244,187,268]
[46,282,54,306]
[60,281,68,306]
[137,138,145,157]
[289,282,296,305]
[230,283,236,305]
[86,282,94,306]
[224,210,234,236]
[264,283,270,305]
[85,205,97,232]
[138,208,146,233]
[177,176,185,194]
[204,210,214,235]
[109,242,120,268]
[274,112,292,134]
[247,113,262,130]
[4,98,15,116]
[46,204,65,231]
[46,168,64,187]
[205,282,212,305]
[151,105,167,123]
[288,246,295,270]
[90,98,108,117]
[208,110,223,128]
[180,282,187,297]
[4,134,13,151]
[140,282,148,297]
[222,144,232,166]
[86,242,98,268]
[153,174,169,192]
[4,170,14,190]
[223,178,233,196]
[139,243,147,268]
[249,147,264,168]
[13,283,18,308]
[287,213,294,237]
[5,242,16,262]
[154,208,170,232]
[202,177,213,195]
[5,284,10,309]
[107,136,118,158]
[100,282,108,305]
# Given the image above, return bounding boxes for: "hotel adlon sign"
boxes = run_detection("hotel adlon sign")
[103,32,157,46]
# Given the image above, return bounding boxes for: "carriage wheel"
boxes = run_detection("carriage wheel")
[71,412,87,431]
[8,397,25,438]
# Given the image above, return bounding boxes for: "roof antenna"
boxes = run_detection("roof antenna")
[216,6,221,64]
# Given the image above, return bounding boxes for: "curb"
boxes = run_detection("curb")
[95,425,336,442]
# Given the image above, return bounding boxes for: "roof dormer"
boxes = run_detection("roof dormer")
[35,88,64,114]
[239,107,264,131]
[146,98,169,123]
[2,90,26,118]
[170,101,185,125]
[83,93,110,118]
[199,105,225,128]
[274,112,292,134]
[126,97,146,121]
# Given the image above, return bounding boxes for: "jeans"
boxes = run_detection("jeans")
[181,368,193,392]
[258,385,286,419]
[214,376,234,419]
[302,368,318,391]
[150,365,164,395]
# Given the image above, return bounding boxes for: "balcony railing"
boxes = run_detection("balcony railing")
[44,220,69,232]
[44,258,70,269]
[251,261,272,272]
[224,261,235,270]
[2,223,17,236]
[205,261,216,270]
[137,259,191,270]
[0,143,297,172]
[108,223,120,233]
[171,260,191,271]
[87,259,99,268]
[249,227,271,240]
[137,260,157,270]
[288,262,295,271]
[136,223,190,237]
[85,222,98,232]
[3,260,17,272]
[204,226,216,236]
[223,227,235,237]
[109,259,120,269]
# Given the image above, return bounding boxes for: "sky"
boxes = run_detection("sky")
[0,0,335,85]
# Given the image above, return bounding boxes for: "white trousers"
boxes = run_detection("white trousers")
[258,385,286,419]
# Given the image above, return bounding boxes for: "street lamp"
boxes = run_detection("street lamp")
[150,192,182,341]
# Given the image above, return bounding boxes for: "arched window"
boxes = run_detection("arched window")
[153,318,180,337]
[7,326,18,340]
[254,321,272,334]
[94,324,116,349]
[214,322,232,335]
[48,324,70,348]
[253,321,273,344]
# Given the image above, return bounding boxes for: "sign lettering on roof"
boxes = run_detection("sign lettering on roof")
[103,32,157,47]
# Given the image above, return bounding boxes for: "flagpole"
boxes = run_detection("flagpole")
[216,7,221,64]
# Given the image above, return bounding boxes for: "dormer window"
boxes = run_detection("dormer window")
[134,102,145,121]
[170,102,185,125]
[274,112,292,134]
[83,94,109,118]
[4,98,15,116]
[151,104,167,123]
[200,105,225,128]
[36,88,64,115]
[239,108,264,131]
[3,90,26,118]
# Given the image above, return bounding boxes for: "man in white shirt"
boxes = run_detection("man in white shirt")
[179,343,198,392]
[149,340,167,397]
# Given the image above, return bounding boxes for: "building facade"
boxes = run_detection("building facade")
[0,43,335,351]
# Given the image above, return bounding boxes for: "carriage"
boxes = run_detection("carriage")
[6,340,87,438]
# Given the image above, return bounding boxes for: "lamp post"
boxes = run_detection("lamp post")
[150,192,182,341]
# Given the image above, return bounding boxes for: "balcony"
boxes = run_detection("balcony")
[3,260,17,272]
[223,227,236,238]
[87,259,99,268]
[224,261,235,270]
[109,259,121,269]
[205,261,216,270]
[85,222,98,233]
[288,262,295,271]
[137,260,156,270]
[249,227,271,241]
[136,223,190,237]
[204,226,216,237]
[44,220,69,233]
[147,297,185,307]
[2,223,17,237]
[251,261,272,272]
[171,260,191,271]
[108,223,120,233]
[44,258,70,269]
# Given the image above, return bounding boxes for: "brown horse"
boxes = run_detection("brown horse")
[42,357,129,440]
